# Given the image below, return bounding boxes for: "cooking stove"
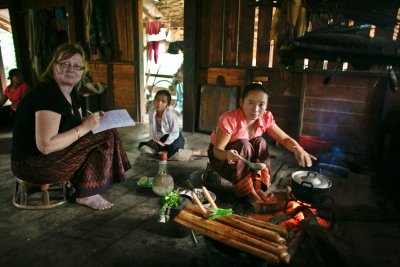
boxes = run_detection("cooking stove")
[267,162,341,225]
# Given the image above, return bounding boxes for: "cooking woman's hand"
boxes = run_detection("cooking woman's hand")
[227,149,239,164]
[293,146,317,167]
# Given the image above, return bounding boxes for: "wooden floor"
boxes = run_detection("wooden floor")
[0,123,399,267]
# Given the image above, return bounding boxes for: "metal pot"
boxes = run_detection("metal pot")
[291,170,332,206]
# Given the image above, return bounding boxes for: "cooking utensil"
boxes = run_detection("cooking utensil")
[291,170,332,206]
[238,155,267,170]
[181,188,217,209]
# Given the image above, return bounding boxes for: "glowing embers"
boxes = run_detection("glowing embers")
[283,200,332,230]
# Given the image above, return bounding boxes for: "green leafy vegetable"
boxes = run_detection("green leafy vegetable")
[208,208,233,220]
[159,188,181,222]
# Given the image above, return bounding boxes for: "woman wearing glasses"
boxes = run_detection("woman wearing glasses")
[11,43,131,210]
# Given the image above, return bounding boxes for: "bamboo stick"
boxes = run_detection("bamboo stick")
[185,203,286,244]
[201,186,217,209]
[217,216,286,244]
[174,214,281,264]
[185,205,286,248]
[230,214,288,238]
[191,191,207,216]
[177,210,290,263]
[185,201,287,237]
[186,205,287,249]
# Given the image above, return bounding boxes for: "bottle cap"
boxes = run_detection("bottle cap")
[160,151,168,161]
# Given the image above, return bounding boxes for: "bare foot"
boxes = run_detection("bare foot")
[192,149,208,157]
[245,185,279,214]
[245,185,263,204]
[254,180,269,202]
[76,195,114,211]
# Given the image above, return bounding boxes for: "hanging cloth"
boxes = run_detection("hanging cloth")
[146,20,162,35]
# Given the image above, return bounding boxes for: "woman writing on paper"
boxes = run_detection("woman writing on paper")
[11,43,131,211]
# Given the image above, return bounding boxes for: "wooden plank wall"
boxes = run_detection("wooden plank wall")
[256,2,273,67]
[200,0,224,66]
[238,0,255,66]
[200,67,246,88]
[198,0,300,139]
[87,62,113,111]
[82,0,136,119]
[223,0,240,66]
[12,0,138,119]
[200,0,273,68]
[197,0,400,165]
[112,64,136,119]
[251,70,303,140]
[302,73,386,159]
[109,0,135,62]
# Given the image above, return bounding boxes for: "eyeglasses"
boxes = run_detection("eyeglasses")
[57,61,84,71]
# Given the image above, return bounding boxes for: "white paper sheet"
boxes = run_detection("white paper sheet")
[92,109,136,134]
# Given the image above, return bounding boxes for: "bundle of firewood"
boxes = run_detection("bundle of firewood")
[174,187,291,265]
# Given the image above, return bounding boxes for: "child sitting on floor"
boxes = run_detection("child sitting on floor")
[139,89,207,161]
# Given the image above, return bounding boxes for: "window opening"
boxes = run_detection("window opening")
[393,8,400,40]
[369,25,376,38]
[0,9,17,91]
[268,7,277,68]
[303,58,309,69]
[342,62,348,71]
[323,60,328,70]
[143,10,184,126]
[252,6,259,67]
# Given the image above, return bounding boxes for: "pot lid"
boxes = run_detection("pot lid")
[291,171,332,189]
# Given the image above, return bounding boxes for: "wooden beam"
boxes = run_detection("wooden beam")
[183,0,200,132]
[133,0,144,122]
[8,0,32,86]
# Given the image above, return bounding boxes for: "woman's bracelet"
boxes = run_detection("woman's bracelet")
[74,127,80,140]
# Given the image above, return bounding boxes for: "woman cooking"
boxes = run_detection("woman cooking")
[207,82,317,213]
[11,43,131,211]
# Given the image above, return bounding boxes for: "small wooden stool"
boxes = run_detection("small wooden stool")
[13,178,70,209]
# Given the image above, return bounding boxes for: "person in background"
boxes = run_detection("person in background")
[207,82,317,213]
[139,89,207,161]
[11,43,131,211]
[0,68,30,126]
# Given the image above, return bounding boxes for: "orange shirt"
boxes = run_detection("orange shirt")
[210,108,275,145]
[4,83,30,111]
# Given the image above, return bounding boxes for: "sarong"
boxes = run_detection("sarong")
[208,136,271,198]
[138,132,185,158]
[11,129,131,198]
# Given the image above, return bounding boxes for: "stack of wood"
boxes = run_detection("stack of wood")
[174,186,291,265]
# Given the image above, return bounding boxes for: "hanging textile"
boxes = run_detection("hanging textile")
[146,19,162,35]
[167,41,184,54]
[88,0,112,60]
[28,8,64,81]
[148,41,159,63]
[146,19,164,63]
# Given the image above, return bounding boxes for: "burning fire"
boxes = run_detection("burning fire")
[290,200,331,228]
[252,200,331,230]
